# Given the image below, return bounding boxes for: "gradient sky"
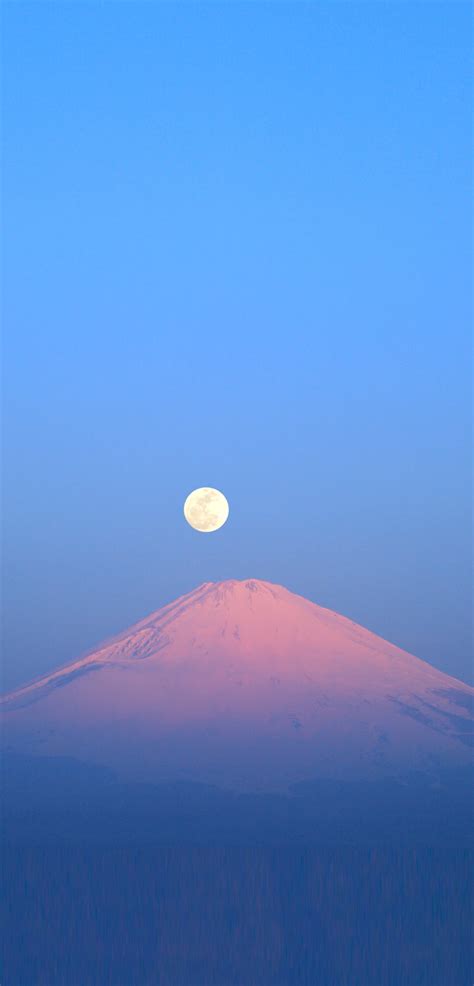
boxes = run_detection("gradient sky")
[3,3,472,690]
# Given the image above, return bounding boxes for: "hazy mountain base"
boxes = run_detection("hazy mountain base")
[3,845,472,986]
[3,752,472,847]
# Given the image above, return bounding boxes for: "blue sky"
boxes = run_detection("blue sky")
[3,3,472,688]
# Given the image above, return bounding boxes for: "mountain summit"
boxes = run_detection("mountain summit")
[3,579,473,792]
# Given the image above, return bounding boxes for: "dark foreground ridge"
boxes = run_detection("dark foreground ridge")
[3,844,472,986]
[4,753,472,985]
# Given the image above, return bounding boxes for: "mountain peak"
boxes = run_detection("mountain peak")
[195,578,285,595]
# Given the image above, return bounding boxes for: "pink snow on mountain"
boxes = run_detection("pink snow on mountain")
[2,579,473,791]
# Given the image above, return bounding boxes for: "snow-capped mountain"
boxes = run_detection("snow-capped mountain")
[2,579,472,792]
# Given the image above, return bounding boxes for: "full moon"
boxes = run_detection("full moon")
[184,487,229,533]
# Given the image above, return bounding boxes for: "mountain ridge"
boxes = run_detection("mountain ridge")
[2,579,472,792]
[3,578,470,702]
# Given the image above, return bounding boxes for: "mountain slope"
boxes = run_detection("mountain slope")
[2,579,473,792]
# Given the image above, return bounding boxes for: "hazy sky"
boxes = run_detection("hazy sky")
[3,3,472,690]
